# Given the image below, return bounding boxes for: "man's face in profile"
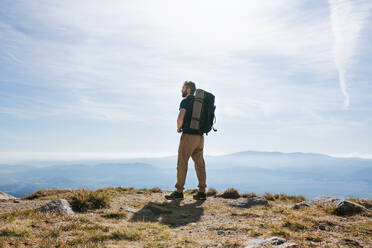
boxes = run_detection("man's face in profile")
[181,85,188,97]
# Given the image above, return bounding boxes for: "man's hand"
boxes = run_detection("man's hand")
[177,109,186,133]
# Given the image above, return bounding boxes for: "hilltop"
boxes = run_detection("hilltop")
[0,187,371,247]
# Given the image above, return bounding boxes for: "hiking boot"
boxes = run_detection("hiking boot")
[165,191,184,200]
[193,192,207,200]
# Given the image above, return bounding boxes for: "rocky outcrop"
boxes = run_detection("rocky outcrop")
[335,200,367,216]
[228,196,269,209]
[293,196,369,216]
[244,237,297,248]
[39,199,75,216]
[293,196,342,209]
[0,192,17,200]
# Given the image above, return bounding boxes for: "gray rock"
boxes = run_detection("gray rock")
[0,192,17,200]
[39,199,75,216]
[293,196,342,209]
[138,209,154,215]
[228,197,268,208]
[336,200,366,215]
[245,237,297,248]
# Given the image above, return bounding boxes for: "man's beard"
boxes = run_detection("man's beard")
[182,91,187,97]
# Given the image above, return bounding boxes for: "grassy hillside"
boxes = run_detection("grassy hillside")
[0,187,371,247]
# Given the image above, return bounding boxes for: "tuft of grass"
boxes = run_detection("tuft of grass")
[90,229,143,242]
[241,192,257,198]
[217,188,240,199]
[101,211,127,219]
[248,229,262,237]
[263,193,276,201]
[69,190,110,212]
[282,219,308,231]
[149,187,162,193]
[305,234,322,242]
[23,189,72,200]
[206,188,218,197]
[270,230,291,239]
[0,226,31,238]
[263,193,305,203]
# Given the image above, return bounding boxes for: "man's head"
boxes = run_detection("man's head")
[182,81,196,97]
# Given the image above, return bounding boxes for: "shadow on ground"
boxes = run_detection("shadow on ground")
[129,199,205,227]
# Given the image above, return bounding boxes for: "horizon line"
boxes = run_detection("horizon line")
[0,150,371,163]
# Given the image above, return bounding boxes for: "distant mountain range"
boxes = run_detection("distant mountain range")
[1,151,371,199]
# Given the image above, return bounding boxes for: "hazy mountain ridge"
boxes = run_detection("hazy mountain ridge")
[0,151,371,199]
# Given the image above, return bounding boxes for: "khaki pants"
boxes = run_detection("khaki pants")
[175,134,207,193]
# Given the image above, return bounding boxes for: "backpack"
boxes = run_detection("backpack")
[190,89,217,135]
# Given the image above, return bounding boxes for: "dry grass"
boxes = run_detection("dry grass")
[241,193,257,198]
[263,193,306,203]
[23,189,73,200]
[206,188,218,197]
[69,189,111,212]
[1,187,371,248]
[217,188,240,199]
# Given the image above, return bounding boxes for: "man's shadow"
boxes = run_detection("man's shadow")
[128,199,205,227]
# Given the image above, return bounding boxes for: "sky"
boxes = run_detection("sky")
[1,0,372,162]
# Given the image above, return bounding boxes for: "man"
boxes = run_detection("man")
[165,81,207,201]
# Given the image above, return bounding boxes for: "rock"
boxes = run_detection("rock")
[13,200,20,203]
[145,203,172,214]
[293,196,342,209]
[335,200,366,216]
[138,209,153,215]
[0,192,17,200]
[228,197,269,208]
[244,237,297,248]
[39,199,75,216]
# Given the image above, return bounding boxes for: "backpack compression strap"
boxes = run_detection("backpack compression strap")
[190,89,205,130]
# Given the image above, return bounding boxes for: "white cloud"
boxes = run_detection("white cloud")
[329,0,372,108]
[0,1,370,128]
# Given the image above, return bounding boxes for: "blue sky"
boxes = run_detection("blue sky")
[1,0,372,162]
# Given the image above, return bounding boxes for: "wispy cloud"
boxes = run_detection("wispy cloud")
[329,0,372,108]
[1,0,337,120]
